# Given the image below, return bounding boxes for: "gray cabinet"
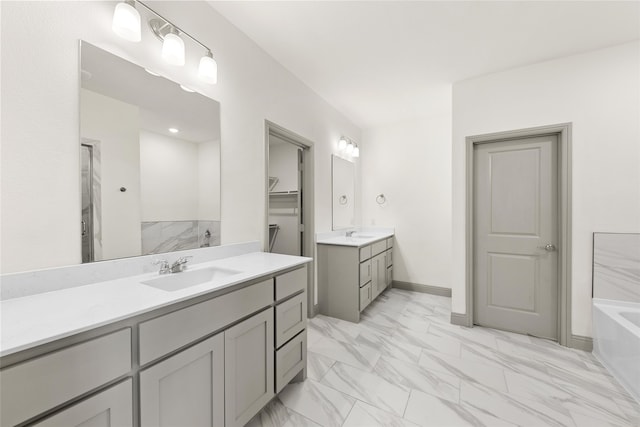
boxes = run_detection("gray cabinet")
[140,333,224,427]
[372,252,387,300]
[225,308,274,427]
[318,236,394,322]
[360,282,372,311]
[0,329,132,427]
[34,380,133,427]
[2,265,308,427]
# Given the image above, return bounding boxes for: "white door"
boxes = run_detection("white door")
[474,135,558,340]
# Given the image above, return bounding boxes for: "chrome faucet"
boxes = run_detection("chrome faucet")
[170,256,193,273]
[153,259,171,275]
[346,230,356,237]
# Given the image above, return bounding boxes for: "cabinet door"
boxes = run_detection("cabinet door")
[225,308,274,427]
[360,282,372,311]
[373,253,387,300]
[34,380,132,427]
[140,333,224,427]
[386,266,393,288]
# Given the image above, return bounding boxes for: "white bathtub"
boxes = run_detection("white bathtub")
[593,298,640,403]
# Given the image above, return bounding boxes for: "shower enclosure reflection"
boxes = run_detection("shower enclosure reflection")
[80,41,221,262]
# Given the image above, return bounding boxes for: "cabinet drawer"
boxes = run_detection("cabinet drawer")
[359,245,372,262]
[275,330,306,393]
[0,329,131,427]
[275,266,307,302]
[386,237,394,248]
[359,260,372,286]
[275,292,307,348]
[139,280,273,365]
[386,249,393,267]
[360,282,372,312]
[372,240,387,256]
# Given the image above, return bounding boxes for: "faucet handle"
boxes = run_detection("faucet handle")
[176,255,193,264]
[152,259,171,274]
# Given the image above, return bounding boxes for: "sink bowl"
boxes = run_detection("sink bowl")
[349,234,376,239]
[141,267,242,292]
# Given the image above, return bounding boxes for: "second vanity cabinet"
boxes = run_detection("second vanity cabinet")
[318,236,393,323]
[1,264,308,427]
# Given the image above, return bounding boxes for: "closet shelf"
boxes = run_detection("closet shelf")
[269,191,299,197]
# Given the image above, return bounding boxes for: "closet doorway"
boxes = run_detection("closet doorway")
[265,121,316,315]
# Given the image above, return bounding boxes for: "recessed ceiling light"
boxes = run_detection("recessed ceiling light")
[179,84,195,92]
[168,128,179,133]
[144,68,160,76]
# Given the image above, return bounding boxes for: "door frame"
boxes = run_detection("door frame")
[264,120,316,317]
[464,123,572,347]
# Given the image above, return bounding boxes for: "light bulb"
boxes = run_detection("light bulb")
[346,141,354,154]
[162,30,185,66]
[352,146,360,157]
[168,128,179,133]
[198,51,218,84]
[112,1,141,42]
[338,137,347,150]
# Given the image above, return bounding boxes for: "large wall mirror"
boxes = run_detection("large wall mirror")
[80,41,221,263]
[331,155,355,230]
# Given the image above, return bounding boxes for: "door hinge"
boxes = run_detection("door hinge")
[299,224,305,232]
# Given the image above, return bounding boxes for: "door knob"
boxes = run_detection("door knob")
[538,244,556,252]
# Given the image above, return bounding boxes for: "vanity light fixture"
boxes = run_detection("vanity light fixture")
[112,0,141,42]
[198,50,218,84]
[161,27,186,66]
[168,128,179,133]
[112,1,219,83]
[338,136,359,157]
[345,141,355,154]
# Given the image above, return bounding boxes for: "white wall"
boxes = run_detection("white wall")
[80,89,141,260]
[362,112,452,289]
[332,156,355,230]
[452,41,640,337]
[139,130,199,221]
[0,1,360,273]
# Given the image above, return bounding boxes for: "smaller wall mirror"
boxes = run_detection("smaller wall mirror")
[80,41,221,263]
[332,155,355,230]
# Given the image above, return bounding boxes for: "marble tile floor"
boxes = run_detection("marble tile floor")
[247,288,640,427]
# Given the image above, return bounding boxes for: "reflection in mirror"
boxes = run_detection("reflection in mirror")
[332,155,355,230]
[80,41,221,263]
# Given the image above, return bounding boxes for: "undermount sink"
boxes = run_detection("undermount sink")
[349,234,376,239]
[141,267,242,292]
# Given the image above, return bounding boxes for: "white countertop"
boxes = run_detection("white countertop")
[316,231,394,247]
[0,252,311,357]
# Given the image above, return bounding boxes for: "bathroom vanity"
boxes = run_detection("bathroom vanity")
[0,246,310,427]
[317,231,394,322]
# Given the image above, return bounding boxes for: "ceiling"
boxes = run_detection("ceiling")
[209,1,640,128]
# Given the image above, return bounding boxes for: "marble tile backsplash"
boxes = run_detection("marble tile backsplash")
[593,233,640,303]
[141,220,221,255]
